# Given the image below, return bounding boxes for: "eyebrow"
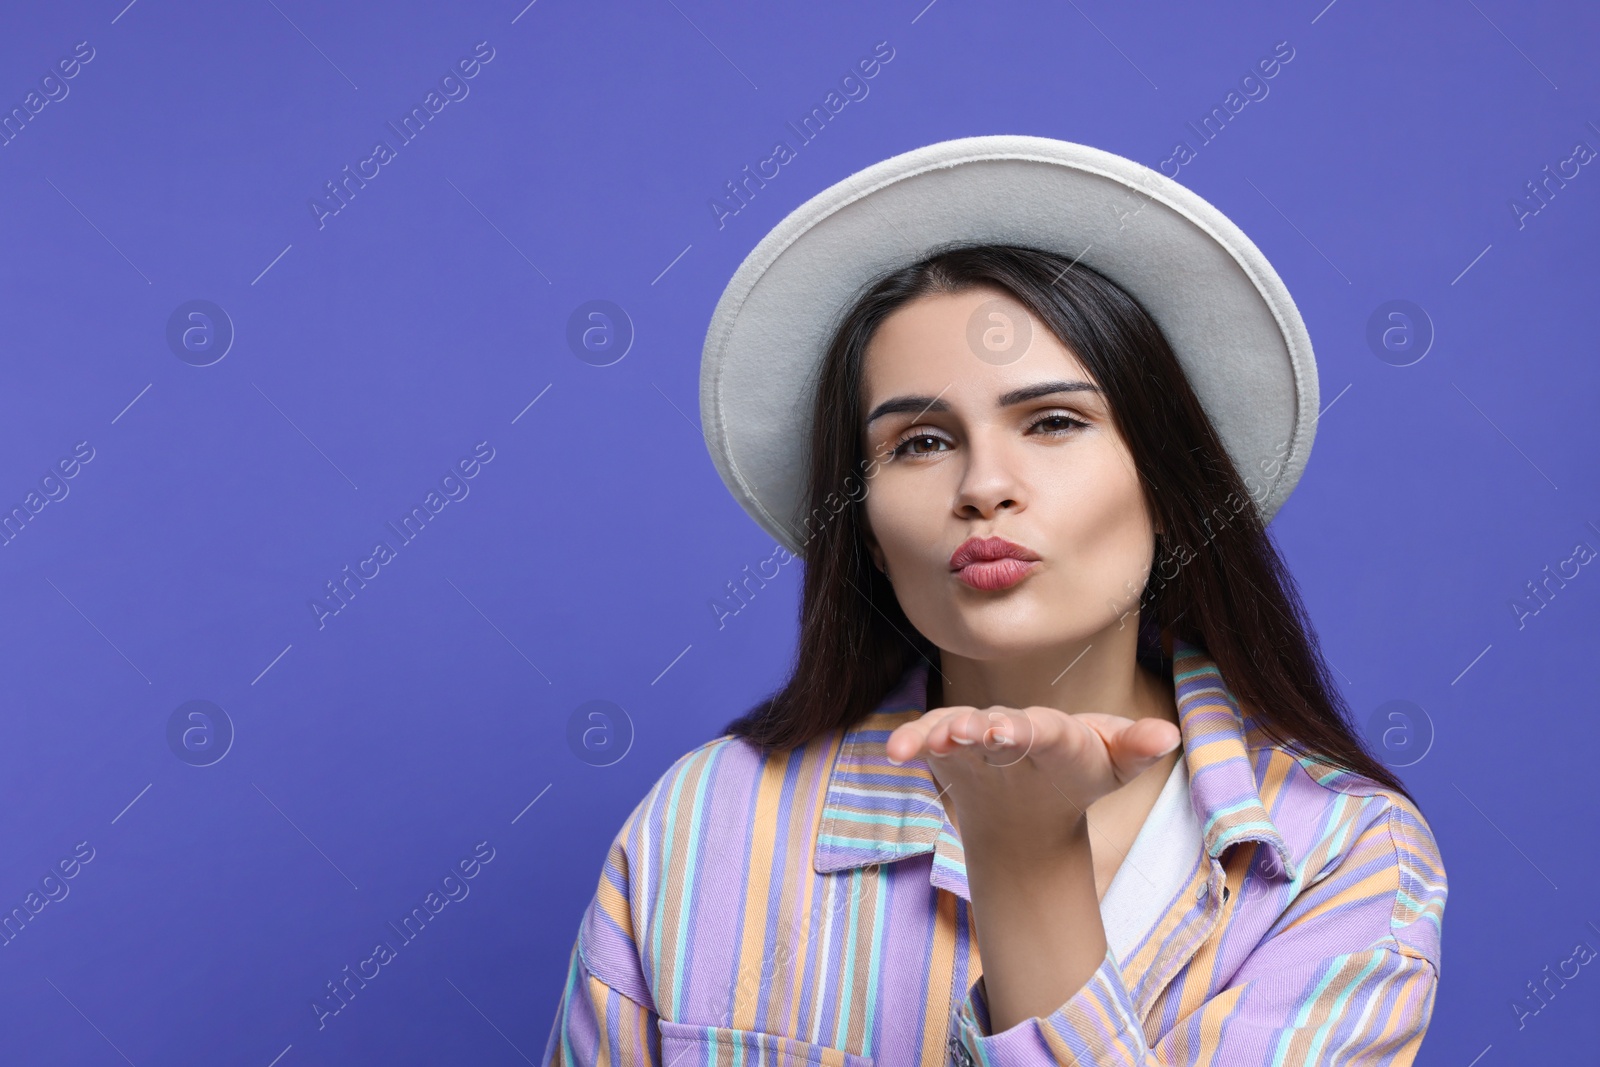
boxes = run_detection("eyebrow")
[864,379,1102,426]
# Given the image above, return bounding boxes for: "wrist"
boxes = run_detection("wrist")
[961,810,1092,868]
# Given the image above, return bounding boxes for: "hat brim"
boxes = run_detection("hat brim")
[700,134,1317,557]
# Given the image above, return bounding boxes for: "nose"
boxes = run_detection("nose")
[952,428,1024,520]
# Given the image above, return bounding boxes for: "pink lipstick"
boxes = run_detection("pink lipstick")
[949,536,1041,592]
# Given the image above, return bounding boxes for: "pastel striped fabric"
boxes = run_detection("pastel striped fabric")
[540,638,1447,1065]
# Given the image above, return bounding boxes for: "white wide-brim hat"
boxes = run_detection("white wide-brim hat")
[699,134,1318,557]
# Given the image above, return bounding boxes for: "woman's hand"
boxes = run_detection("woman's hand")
[885,704,1181,859]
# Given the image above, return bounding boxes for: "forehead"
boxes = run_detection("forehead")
[861,287,1092,400]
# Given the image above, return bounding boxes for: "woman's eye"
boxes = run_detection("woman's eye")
[1032,413,1087,434]
[889,431,947,457]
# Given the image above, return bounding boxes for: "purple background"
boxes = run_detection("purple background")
[0,1,1594,1063]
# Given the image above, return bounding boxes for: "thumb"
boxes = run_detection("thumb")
[1111,717,1182,780]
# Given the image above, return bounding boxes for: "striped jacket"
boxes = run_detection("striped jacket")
[541,638,1447,1065]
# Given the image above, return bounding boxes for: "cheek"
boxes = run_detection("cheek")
[1041,464,1153,591]
[865,477,937,562]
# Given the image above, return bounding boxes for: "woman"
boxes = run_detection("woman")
[541,138,1446,1066]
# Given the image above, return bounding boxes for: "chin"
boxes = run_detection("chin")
[932,617,1081,663]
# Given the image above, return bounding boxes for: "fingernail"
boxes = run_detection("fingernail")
[886,754,903,765]
[951,736,975,745]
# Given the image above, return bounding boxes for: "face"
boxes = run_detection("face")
[859,286,1158,661]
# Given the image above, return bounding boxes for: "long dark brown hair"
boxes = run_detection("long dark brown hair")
[719,242,1417,806]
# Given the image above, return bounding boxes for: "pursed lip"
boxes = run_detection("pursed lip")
[949,536,1041,592]
[948,535,1042,570]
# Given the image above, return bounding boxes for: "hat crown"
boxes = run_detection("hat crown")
[701,135,1317,557]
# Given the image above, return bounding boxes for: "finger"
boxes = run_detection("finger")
[928,708,985,756]
[1128,716,1182,758]
[884,721,926,765]
[1106,717,1182,781]
[972,706,1023,751]
[886,707,969,764]
[943,708,989,748]
[979,706,1068,757]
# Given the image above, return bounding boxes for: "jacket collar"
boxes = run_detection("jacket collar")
[812,638,1300,893]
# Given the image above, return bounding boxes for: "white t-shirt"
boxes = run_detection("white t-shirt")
[1099,754,1200,963]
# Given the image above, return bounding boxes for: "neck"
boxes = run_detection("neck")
[925,621,1178,728]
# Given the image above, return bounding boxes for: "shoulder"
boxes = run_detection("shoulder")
[585,726,844,920]
[1241,721,1448,973]
[577,728,845,1002]
[608,728,836,859]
